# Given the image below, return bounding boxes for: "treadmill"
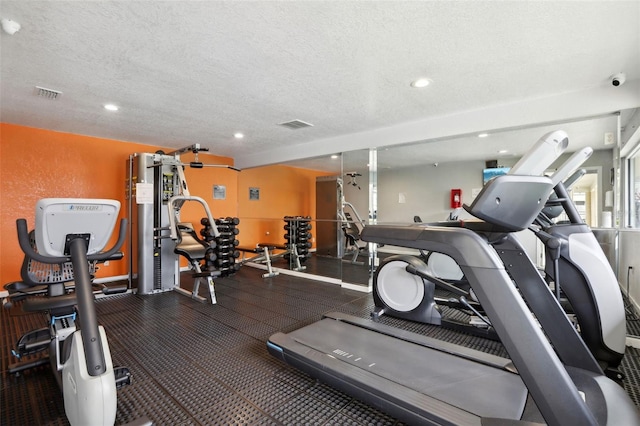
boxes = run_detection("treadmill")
[267,131,640,425]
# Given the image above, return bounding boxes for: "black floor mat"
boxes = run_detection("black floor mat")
[2,267,639,425]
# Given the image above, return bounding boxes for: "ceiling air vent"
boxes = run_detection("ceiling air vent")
[34,86,62,100]
[278,119,314,130]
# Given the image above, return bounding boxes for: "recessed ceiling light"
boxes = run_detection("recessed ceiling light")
[104,104,118,111]
[331,155,339,159]
[410,78,432,88]
[478,133,489,138]
[234,132,244,139]
[498,149,508,154]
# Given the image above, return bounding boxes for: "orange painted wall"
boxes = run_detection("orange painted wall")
[237,165,334,248]
[0,123,236,284]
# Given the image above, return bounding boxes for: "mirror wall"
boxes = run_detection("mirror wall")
[236,113,621,290]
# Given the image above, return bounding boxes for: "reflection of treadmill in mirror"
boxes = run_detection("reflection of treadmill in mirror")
[267,131,639,425]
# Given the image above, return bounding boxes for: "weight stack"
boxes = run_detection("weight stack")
[200,217,241,277]
[283,216,312,264]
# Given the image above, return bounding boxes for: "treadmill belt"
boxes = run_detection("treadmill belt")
[275,317,529,421]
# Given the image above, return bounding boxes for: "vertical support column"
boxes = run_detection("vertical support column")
[133,153,178,295]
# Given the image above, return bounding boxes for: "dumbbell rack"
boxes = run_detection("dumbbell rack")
[200,217,241,277]
[283,216,312,269]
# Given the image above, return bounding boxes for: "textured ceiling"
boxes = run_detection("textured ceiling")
[1,1,639,168]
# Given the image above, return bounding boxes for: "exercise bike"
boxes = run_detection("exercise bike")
[5,198,129,425]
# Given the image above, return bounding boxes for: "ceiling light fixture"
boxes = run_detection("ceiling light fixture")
[1,18,21,35]
[104,104,119,111]
[498,149,508,154]
[234,132,244,139]
[331,155,339,159]
[478,133,489,138]
[410,78,431,88]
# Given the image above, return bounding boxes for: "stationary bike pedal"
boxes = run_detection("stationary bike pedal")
[114,366,132,389]
[15,327,51,357]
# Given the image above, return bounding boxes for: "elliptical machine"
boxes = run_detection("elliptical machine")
[6,198,129,425]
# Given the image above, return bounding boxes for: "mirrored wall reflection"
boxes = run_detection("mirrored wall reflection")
[236,156,341,282]
[235,149,376,288]
[236,112,633,292]
[371,114,621,299]
[376,115,619,226]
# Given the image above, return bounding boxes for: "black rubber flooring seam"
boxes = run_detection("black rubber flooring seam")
[1,266,639,425]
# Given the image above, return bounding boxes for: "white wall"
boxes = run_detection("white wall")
[376,149,613,224]
[376,158,514,223]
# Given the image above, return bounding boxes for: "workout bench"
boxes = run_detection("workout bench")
[238,243,306,278]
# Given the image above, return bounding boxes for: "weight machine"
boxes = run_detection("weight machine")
[338,176,368,264]
[127,144,238,302]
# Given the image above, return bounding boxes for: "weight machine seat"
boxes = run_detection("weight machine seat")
[343,226,360,245]
[174,223,208,262]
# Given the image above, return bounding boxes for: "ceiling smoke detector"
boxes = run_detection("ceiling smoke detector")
[278,119,314,130]
[34,86,62,100]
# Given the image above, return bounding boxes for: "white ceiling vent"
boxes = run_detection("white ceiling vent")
[34,86,62,100]
[278,119,314,130]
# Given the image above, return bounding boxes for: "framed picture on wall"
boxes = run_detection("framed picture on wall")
[249,187,260,200]
[213,185,226,200]
[482,167,510,185]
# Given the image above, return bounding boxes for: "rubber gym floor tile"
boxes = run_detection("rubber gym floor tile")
[175,334,228,361]
[95,293,141,315]
[155,366,231,414]
[2,371,67,425]
[115,377,195,425]
[259,300,298,316]
[273,365,316,391]
[305,381,352,411]
[239,375,301,413]
[221,331,260,350]
[215,310,263,330]
[126,340,191,377]
[340,298,377,313]
[5,267,639,425]
[339,399,398,426]
[248,415,281,425]
[262,313,299,330]
[193,393,272,425]
[269,390,339,425]
[107,340,154,384]
[235,304,279,321]
[233,345,287,376]
[323,412,370,426]
[194,349,260,377]
[281,306,326,321]
[239,321,279,340]
[229,291,273,306]
[185,317,257,346]
[218,363,272,393]
[161,301,208,320]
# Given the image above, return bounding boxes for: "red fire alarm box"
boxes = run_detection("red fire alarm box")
[450,189,462,208]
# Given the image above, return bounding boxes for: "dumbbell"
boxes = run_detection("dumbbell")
[205,248,217,262]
